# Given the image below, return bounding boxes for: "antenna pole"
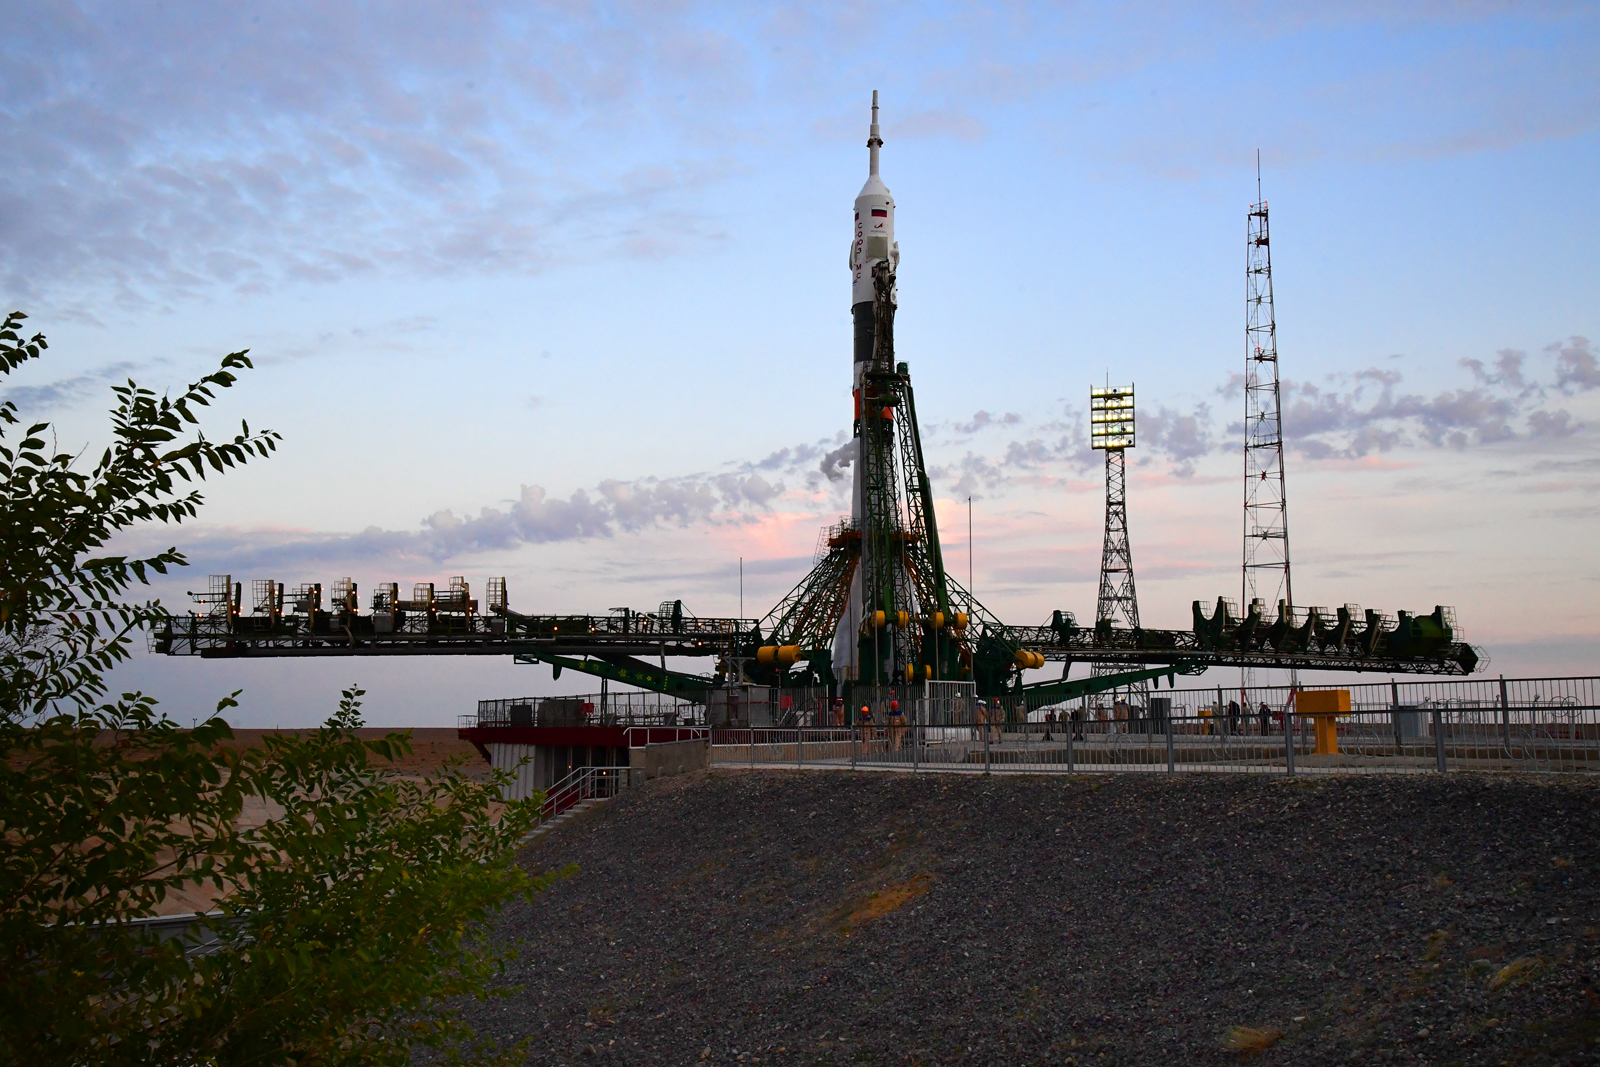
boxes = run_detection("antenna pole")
[1243,161,1294,702]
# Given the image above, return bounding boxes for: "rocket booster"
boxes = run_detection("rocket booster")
[834,91,898,679]
[847,92,896,531]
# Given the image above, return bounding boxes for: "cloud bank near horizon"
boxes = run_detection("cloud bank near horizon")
[113,335,1597,577]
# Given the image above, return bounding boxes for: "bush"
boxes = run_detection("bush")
[0,313,548,1065]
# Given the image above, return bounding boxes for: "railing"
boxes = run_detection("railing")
[529,766,635,831]
[472,692,705,728]
[709,703,1599,775]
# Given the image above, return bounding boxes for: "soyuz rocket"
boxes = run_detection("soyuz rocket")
[832,91,899,678]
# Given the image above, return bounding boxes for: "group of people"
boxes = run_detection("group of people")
[1211,699,1285,735]
[829,696,911,750]
[811,693,1291,741]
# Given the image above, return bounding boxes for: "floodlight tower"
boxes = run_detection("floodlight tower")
[1243,166,1293,696]
[1090,386,1143,695]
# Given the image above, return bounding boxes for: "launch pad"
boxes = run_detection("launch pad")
[152,95,1482,711]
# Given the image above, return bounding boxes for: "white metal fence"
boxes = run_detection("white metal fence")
[708,675,1599,775]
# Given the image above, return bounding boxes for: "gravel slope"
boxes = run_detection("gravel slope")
[464,770,1599,1066]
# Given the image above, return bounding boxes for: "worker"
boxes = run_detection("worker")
[831,696,845,728]
[887,699,905,750]
[1227,699,1241,735]
[858,703,873,743]
[1070,703,1084,741]
[1261,701,1275,733]
[977,698,1001,745]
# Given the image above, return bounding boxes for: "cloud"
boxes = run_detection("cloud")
[1552,336,1599,393]
[1277,342,1599,458]
[1526,409,1582,439]
[1,359,139,411]
[146,424,862,573]
[950,410,1022,435]
[927,335,1599,495]
[11,1,1592,312]
[0,1,757,308]
[1139,402,1214,475]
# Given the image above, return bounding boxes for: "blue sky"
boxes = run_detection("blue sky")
[5,1,1597,726]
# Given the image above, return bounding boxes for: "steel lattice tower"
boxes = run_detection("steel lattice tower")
[1243,168,1293,649]
[1090,387,1144,696]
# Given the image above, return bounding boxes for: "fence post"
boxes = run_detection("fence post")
[1433,708,1447,773]
[850,722,857,771]
[983,713,991,774]
[1166,711,1175,773]
[798,720,804,769]
[1285,708,1296,776]
[915,703,928,771]
[1391,679,1402,756]
[1067,719,1075,773]
[1498,675,1511,751]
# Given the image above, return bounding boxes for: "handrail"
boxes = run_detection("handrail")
[533,765,634,825]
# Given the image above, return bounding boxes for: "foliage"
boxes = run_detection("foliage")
[0,310,281,722]
[0,314,551,1065]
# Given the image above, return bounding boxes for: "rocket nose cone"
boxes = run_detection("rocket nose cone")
[857,174,890,199]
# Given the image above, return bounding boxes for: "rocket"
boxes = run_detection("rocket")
[833,91,899,679]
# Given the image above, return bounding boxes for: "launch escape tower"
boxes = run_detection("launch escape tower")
[1242,168,1293,694]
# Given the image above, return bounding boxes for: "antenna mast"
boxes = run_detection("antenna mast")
[1243,156,1293,673]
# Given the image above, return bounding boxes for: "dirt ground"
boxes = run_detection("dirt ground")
[459,769,1600,1066]
[217,727,486,776]
[151,726,488,915]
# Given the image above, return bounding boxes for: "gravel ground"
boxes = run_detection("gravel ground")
[462,770,1600,1066]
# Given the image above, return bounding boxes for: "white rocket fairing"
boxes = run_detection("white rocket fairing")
[849,91,898,313]
[833,91,899,679]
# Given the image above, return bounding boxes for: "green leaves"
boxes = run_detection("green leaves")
[1,691,544,1065]
[0,316,280,721]
[0,314,552,1065]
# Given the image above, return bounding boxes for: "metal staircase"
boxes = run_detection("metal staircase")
[517,766,635,846]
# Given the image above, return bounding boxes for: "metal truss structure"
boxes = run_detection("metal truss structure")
[1089,385,1143,701]
[152,576,1480,680]
[1243,182,1293,631]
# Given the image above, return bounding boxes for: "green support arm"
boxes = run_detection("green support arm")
[1020,662,1205,705]
[512,651,717,696]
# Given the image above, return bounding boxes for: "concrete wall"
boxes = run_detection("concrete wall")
[629,738,708,780]
[488,741,629,801]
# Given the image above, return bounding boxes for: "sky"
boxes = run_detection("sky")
[4,1,1597,727]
